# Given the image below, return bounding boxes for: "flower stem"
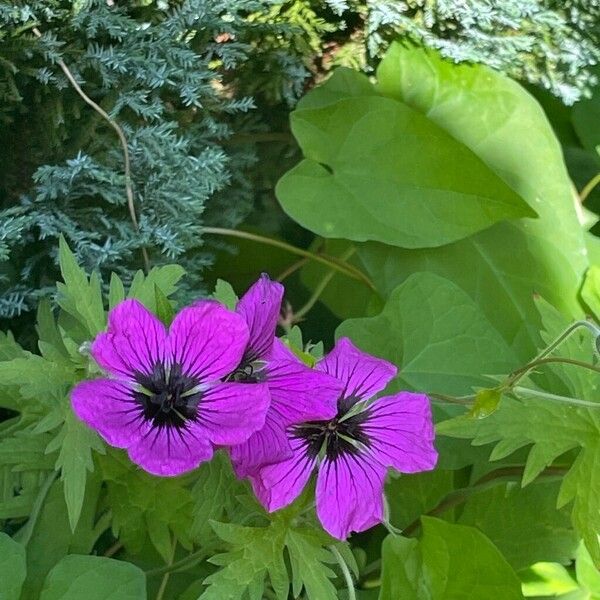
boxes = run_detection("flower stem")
[155,536,178,600]
[513,386,600,408]
[32,27,150,273]
[292,247,356,322]
[580,172,600,202]
[146,548,209,577]
[17,470,58,547]
[202,227,376,291]
[330,545,356,600]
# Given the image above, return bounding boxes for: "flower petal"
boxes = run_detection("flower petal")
[266,358,341,424]
[317,337,397,403]
[198,382,270,445]
[316,453,386,540]
[364,392,438,473]
[71,378,143,448]
[236,274,283,361]
[92,299,167,378]
[229,412,292,478]
[127,422,213,477]
[254,437,315,512]
[168,301,249,381]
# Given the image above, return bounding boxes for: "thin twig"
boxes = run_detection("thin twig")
[32,27,150,273]
[580,172,600,202]
[104,540,124,558]
[276,257,309,282]
[146,548,209,577]
[291,247,356,323]
[202,227,377,291]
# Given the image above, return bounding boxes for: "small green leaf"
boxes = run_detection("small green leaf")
[0,532,27,600]
[108,273,126,310]
[57,236,105,337]
[212,279,239,310]
[48,411,105,531]
[469,388,503,419]
[36,299,69,360]
[576,542,600,595]
[39,555,146,599]
[154,284,174,326]
[127,264,185,312]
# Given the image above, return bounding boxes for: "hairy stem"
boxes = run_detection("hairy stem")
[32,27,150,273]
[202,227,376,291]
[513,386,600,408]
[330,545,356,600]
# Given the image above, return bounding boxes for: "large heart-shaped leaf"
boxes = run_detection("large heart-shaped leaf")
[277,73,534,249]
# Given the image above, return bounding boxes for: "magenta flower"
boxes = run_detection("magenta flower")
[227,275,343,477]
[71,299,270,477]
[252,337,438,540]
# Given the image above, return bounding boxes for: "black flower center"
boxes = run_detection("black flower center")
[133,362,202,429]
[293,400,371,461]
[229,359,267,384]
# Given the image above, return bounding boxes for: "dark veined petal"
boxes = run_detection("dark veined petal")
[266,355,342,425]
[71,378,143,448]
[197,382,270,445]
[363,392,438,473]
[229,412,292,478]
[91,299,167,379]
[317,337,397,405]
[127,421,213,477]
[236,274,284,361]
[253,436,316,512]
[316,452,386,540]
[167,301,249,381]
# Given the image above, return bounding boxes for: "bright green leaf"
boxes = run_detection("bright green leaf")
[127,264,185,312]
[457,480,578,570]
[39,555,146,600]
[0,532,27,600]
[379,518,524,599]
[356,45,587,362]
[47,410,105,531]
[469,388,503,419]
[108,273,126,310]
[337,272,518,395]
[582,265,600,320]
[57,236,105,337]
[277,81,534,249]
[212,279,239,310]
[154,284,174,326]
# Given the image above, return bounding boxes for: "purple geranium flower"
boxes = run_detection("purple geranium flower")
[71,299,270,477]
[251,337,438,540]
[227,275,343,477]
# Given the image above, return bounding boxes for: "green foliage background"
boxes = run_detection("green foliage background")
[1,1,600,599]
